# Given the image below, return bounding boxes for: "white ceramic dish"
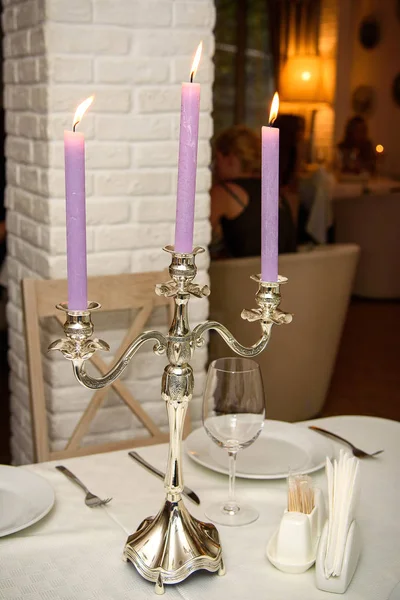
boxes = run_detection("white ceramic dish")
[267,528,317,574]
[267,489,326,574]
[185,420,333,480]
[0,465,55,537]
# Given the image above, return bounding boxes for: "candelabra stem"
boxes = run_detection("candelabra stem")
[122,250,224,592]
[163,366,191,500]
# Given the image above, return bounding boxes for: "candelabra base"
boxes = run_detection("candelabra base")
[123,497,224,594]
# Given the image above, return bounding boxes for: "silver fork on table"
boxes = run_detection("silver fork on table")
[308,426,384,459]
[56,465,112,507]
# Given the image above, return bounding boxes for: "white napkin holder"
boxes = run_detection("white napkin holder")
[266,488,326,574]
[315,519,361,594]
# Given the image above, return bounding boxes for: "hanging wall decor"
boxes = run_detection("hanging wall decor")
[359,16,381,49]
[392,73,400,107]
[352,85,376,115]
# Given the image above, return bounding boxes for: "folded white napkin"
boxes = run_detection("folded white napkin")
[324,450,360,578]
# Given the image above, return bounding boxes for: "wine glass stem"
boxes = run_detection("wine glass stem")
[224,450,239,515]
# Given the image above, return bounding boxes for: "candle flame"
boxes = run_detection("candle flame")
[73,96,94,131]
[269,92,279,125]
[190,41,203,82]
[376,144,384,154]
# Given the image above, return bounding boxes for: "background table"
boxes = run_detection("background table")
[299,170,400,243]
[1,416,399,599]
[333,176,400,199]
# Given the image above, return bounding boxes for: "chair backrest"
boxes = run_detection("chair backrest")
[333,193,400,298]
[22,271,187,463]
[209,244,360,422]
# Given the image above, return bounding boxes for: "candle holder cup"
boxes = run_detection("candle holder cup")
[49,245,292,595]
[48,301,110,361]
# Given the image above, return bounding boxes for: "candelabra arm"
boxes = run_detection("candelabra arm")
[72,330,167,390]
[193,273,292,359]
[193,320,272,358]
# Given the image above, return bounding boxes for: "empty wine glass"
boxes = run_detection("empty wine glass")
[202,357,265,526]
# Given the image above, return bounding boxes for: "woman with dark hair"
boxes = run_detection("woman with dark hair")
[338,116,376,175]
[210,123,297,259]
[273,113,304,227]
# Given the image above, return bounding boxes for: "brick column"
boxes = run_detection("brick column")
[3,0,215,464]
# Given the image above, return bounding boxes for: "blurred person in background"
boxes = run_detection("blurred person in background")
[337,116,376,175]
[210,124,297,259]
[0,108,6,333]
[0,108,5,270]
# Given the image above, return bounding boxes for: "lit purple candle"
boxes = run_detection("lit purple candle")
[174,42,202,253]
[261,92,280,282]
[64,96,93,310]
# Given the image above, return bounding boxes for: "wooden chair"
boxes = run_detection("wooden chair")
[22,272,189,463]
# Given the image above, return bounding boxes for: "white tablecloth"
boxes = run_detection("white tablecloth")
[301,167,335,244]
[300,171,400,243]
[1,416,399,599]
[333,176,400,200]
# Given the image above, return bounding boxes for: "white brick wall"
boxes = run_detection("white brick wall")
[3,0,215,464]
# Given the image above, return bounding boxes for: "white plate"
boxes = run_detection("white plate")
[185,421,333,479]
[389,583,400,600]
[0,465,55,537]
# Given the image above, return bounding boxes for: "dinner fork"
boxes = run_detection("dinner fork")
[56,465,112,507]
[308,426,384,459]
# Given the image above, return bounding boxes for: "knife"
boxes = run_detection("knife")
[128,451,200,506]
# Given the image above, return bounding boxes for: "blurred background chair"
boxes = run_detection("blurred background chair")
[209,244,360,422]
[333,193,400,298]
[22,271,191,463]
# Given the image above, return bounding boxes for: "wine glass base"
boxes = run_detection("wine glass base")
[205,502,259,527]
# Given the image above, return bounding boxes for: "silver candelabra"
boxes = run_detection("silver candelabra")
[50,245,292,594]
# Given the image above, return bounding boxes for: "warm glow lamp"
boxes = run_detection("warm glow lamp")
[279,55,332,104]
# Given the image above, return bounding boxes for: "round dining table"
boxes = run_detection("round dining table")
[332,176,400,199]
[300,169,400,244]
[0,415,399,599]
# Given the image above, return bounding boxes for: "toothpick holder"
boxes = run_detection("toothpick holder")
[315,519,361,594]
[267,488,326,574]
